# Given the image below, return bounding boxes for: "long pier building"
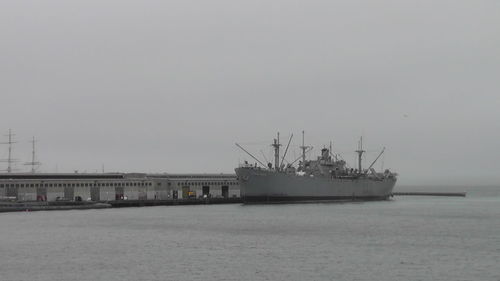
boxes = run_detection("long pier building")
[0,173,240,202]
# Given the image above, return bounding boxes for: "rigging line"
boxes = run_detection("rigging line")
[260,150,269,164]
[289,147,313,166]
[235,143,268,168]
[237,141,271,145]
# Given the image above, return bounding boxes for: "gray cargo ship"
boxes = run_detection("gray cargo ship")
[235,132,397,203]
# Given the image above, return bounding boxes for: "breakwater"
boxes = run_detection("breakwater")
[392,192,466,197]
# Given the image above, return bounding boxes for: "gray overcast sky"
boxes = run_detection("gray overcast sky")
[1,0,499,185]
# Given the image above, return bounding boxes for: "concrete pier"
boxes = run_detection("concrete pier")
[108,198,243,208]
[0,198,243,212]
[0,201,111,213]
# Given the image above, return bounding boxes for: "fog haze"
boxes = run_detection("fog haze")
[1,0,499,185]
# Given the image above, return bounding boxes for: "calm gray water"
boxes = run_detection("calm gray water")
[1,186,499,281]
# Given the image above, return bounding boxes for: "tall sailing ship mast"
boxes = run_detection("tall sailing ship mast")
[24,136,41,173]
[1,129,18,173]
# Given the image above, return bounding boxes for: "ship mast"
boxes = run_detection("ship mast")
[272,132,281,171]
[24,136,41,173]
[1,129,18,173]
[355,136,365,174]
[299,130,309,164]
[329,141,333,161]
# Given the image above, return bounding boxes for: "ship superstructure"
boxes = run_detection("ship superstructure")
[235,132,397,203]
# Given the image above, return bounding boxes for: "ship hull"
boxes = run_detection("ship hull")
[235,167,396,203]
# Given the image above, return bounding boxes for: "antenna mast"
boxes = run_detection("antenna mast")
[355,136,365,174]
[24,136,41,173]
